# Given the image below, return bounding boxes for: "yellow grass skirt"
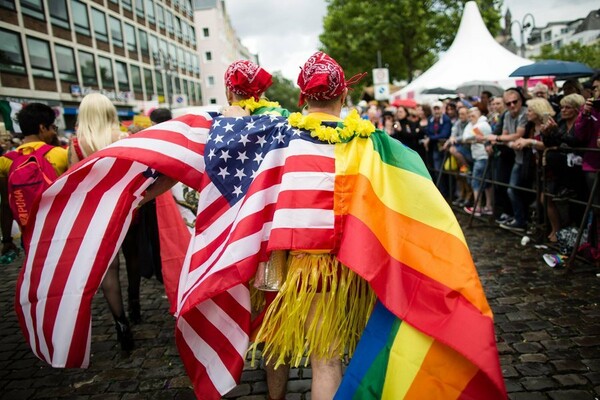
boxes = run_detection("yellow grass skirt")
[250,252,375,368]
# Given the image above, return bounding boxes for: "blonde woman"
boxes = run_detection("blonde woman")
[69,93,134,350]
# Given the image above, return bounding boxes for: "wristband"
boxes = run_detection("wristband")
[1,237,13,244]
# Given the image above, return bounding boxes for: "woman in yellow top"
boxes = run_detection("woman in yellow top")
[68,93,135,351]
[0,103,68,257]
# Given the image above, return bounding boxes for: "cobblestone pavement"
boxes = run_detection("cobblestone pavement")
[1,213,599,400]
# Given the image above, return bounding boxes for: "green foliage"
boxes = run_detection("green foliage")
[534,42,600,69]
[265,71,302,113]
[319,0,503,101]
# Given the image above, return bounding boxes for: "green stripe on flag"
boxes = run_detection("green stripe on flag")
[370,130,431,180]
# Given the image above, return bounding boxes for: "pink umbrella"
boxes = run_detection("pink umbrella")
[391,98,418,108]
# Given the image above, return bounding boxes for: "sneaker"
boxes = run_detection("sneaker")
[499,220,526,233]
[482,207,494,216]
[495,213,512,224]
[464,206,481,216]
[452,197,465,206]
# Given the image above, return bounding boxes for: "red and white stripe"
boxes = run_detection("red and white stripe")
[175,136,336,399]
[15,113,213,368]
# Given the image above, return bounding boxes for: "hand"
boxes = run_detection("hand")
[583,98,593,115]
[512,138,527,150]
[596,137,600,148]
[221,105,250,117]
[541,116,557,134]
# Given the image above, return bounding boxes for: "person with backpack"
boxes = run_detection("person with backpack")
[0,103,68,259]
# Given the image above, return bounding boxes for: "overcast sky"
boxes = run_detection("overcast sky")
[225,0,599,82]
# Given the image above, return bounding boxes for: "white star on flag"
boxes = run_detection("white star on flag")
[237,151,249,163]
[239,134,251,146]
[207,148,216,160]
[219,150,231,162]
[224,122,234,132]
[253,152,264,164]
[218,167,229,179]
[234,168,246,181]
[256,135,267,147]
[214,134,224,144]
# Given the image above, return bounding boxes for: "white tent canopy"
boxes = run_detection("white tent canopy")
[391,1,532,101]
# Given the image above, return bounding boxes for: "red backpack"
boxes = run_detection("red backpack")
[3,144,58,228]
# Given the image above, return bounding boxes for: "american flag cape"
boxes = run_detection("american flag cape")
[16,113,505,400]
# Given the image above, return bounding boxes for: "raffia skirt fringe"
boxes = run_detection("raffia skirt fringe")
[250,253,375,368]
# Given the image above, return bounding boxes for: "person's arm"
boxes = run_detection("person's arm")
[0,177,16,255]
[138,175,178,206]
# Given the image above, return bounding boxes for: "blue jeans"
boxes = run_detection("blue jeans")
[507,163,526,225]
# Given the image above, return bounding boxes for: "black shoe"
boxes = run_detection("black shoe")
[499,220,526,233]
[129,300,141,325]
[495,213,512,224]
[115,315,134,351]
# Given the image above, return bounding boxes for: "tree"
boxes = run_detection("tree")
[265,71,302,113]
[319,0,502,101]
[534,42,600,70]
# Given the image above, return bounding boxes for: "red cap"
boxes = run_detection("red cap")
[224,60,273,101]
[297,52,366,106]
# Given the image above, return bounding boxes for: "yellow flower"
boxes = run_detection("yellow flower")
[287,109,375,143]
[233,98,281,113]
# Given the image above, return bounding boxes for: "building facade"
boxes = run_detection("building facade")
[0,0,203,131]
[525,9,600,58]
[193,0,256,106]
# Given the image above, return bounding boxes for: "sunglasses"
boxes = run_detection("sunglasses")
[504,100,519,106]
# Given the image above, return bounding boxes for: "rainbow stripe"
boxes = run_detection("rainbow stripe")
[334,132,506,399]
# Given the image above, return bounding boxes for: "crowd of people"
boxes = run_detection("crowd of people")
[357,74,600,254]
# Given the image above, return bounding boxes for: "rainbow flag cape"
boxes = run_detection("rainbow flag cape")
[333,132,506,399]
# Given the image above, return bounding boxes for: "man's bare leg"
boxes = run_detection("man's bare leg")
[305,292,343,400]
[265,362,290,400]
[310,356,342,400]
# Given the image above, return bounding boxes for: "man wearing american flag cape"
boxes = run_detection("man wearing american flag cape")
[16,52,506,400]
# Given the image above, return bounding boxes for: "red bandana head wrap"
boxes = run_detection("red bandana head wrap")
[224,60,273,101]
[297,51,366,106]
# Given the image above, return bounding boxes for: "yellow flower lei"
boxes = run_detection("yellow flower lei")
[287,109,375,143]
[232,98,281,113]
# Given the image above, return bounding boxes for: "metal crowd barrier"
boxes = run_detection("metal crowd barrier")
[430,141,600,269]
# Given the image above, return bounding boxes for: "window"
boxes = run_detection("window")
[145,0,155,24]
[110,16,123,48]
[115,61,129,91]
[143,68,154,94]
[71,0,90,36]
[21,0,45,20]
[177,47,184,68]
[210,98,217,105]
[131,65,142,91]
[98,56,114,88]
[91,8,108,42]
[168,43,177,67]
[205,51,212,62]
[0,0,16,11]
[78,51,96,85]
[202,27,209,38]
[54,44,77,82]
[49,0,69,29]
[173,76,180,93]
[190,26,196,46]
[139,29,148,55]
[165,11,174,33]
[174,17,182,38]
[193,54,199,73]
[159,39,168,58]
[207,76,214,87]
[135,0,144,18]
[0,29,25,74]
[27,37,54,78]
[149,34,158,58]
[181,21,188,42]
[156,4,164,29]
[543,31,551,41]
[121,0,132,11]
[155,69,163,94]
[186,51,192,72]
[124,23,137,53]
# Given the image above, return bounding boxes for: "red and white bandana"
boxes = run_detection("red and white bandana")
[297,52,366,106]
[224,60,273,100]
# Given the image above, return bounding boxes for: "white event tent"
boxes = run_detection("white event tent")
[391,1,532,101]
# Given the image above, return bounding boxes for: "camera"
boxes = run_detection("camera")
[592,99,600,111]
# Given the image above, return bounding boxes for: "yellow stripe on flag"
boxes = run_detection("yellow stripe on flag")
[381,322,433,400]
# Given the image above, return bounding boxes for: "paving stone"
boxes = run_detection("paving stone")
[547,390,596,400]
[223,384,252,398]
[521,377,558,391]
[520,354,548,363]
[553,374,590,386]
[514,342,544,353]
[515,363,555,377]
[286,379,312,393]
[522,331,552,342]
[551,359,588,372]
[508,391,547,399]
[572,336,600,347]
